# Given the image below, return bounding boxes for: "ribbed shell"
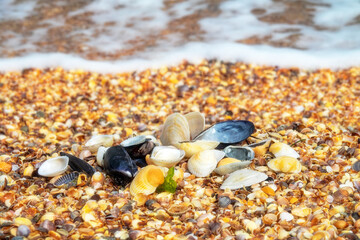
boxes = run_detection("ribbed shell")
[187,150,218,177]
[160,113,190,148]
[220,169,268,190]
[269,142,300,159]
[54,172,80,186]
[267,156,301,173]
[149,146,185,168]
[130,165,165,196]
[38,156,69,177]
[179,140,220,158]
[184,112,205,139]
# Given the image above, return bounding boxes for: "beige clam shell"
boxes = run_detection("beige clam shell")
[187,150,218,177]
[38,156,69,177]
[130,165,165,196]
[267,156,301,173]
[269,142,300,159]
[96,146,109,167]
[149,146,185,168]
[85,135,114,153]
[220,169,268,190]
[184,112,205,139]
[160,113,190,148]
[179,140,220,158]
[214,158,252,175]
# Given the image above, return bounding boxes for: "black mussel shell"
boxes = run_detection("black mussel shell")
[60,152,95,176]
[132,157,147,168]
[103,145,138,187]
[224,146,255,161]
[193,120,255,148]
[353,160,360,172]
[121,136,155,159]
[54,172,80,187]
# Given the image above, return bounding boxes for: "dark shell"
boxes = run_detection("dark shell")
[121,136,155,159]
[353,160,360,172]
[54,172,80,187]
[224,146,255,161]
[103,145,138,187]
[132,157,148,168]
[60,152,95,176]
[218,196,231,208]
[193,120,255,148]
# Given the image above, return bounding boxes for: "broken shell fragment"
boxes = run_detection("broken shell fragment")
[160,113,190,148]
[90,172,105,189]
[149,146,185,168]
[220,169,268,190]
[167,203,190,216]
[179,140,220,158]
[214,158,252,175]
[130,165,165,196]
[184,112,205,139]
[38,156,69,177]
[187,150,218,177]
[96,146,109,167]
[224,146,255,161]
[267,156,302,173]
[248,140,271,157]
[84,135,114,153]
[269,142,300,159]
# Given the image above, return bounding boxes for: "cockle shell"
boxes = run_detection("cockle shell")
[220,169,268,190]
[160,113,190,148]
[224,146,254,161]
[148,146,185,168]
[96,146,109,167]
[214,158,251,175]
[130,165,165,196]
[179,140,220,158]
[269,142,300,159]
[84,135,114,153]
[184,112,205,139]
[38,156,69,177]
[187,150,218,177]
[267,156,301,173]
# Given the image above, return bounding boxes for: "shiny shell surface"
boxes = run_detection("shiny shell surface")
[85,135,114,153]
[149,146,185,168]
[214,158,252,175]
[96,146,109,167]
[187,150,218,177]
[160,113,190,147]
[224,146,255,161]
[179,140,220,158]
[220,169,268,190]
[38,156,69,177]
[269,142,300,159]
[60,152,95,176]
[130,165,165,196]
[193,120,255,147]
[267,156,301,173]
[184,112,205,139]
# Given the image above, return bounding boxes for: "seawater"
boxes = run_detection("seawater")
[0,0,360,72]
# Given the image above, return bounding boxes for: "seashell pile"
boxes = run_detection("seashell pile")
[33,111,302,204]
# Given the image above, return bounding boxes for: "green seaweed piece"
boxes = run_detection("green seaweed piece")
[156,167,177,193]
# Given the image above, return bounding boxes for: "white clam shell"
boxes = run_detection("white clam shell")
[214,158,252,175]
[184,112,205,139]
[187,150,218,177]
[149,146,185,168]
[160,113,190,147]
[96,146,109,167]
[269,142,300,158]
[220,169,268,190]
[85,135,114,153]
[38,156,69,177]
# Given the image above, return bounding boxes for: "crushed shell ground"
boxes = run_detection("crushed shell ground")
[0,61,360,239]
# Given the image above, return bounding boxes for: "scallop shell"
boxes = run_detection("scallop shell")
[38,156,69,177]
[224,146,254,161]
[220,169,268,190]
[187,150,218,177]
[179,140,220,158]
[269,142,300,159]
[96,146,109,167]
[160,113,190,148]
[149,146,185,168]
[84,135,114,153]
[184,112,205,139]
[267,156,301,173]
[130,165,165,196]
[214,158,251,175]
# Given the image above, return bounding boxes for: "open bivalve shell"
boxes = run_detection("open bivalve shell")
[187,150,222,177]
[224,146,255,161]
[130,165,165,196]
[160,113,190,148]
[269,142,300,159]
[267,156,301,173]
[184,112,205,139]
[220,169,268,190]
[214,158,252,175]
[38,156,69,177]
[179,140,220,158]
[148,146,185,168]
[85,135,114,153]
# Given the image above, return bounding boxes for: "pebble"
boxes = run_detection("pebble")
[16,225,30,237]
[218,196,231,208]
